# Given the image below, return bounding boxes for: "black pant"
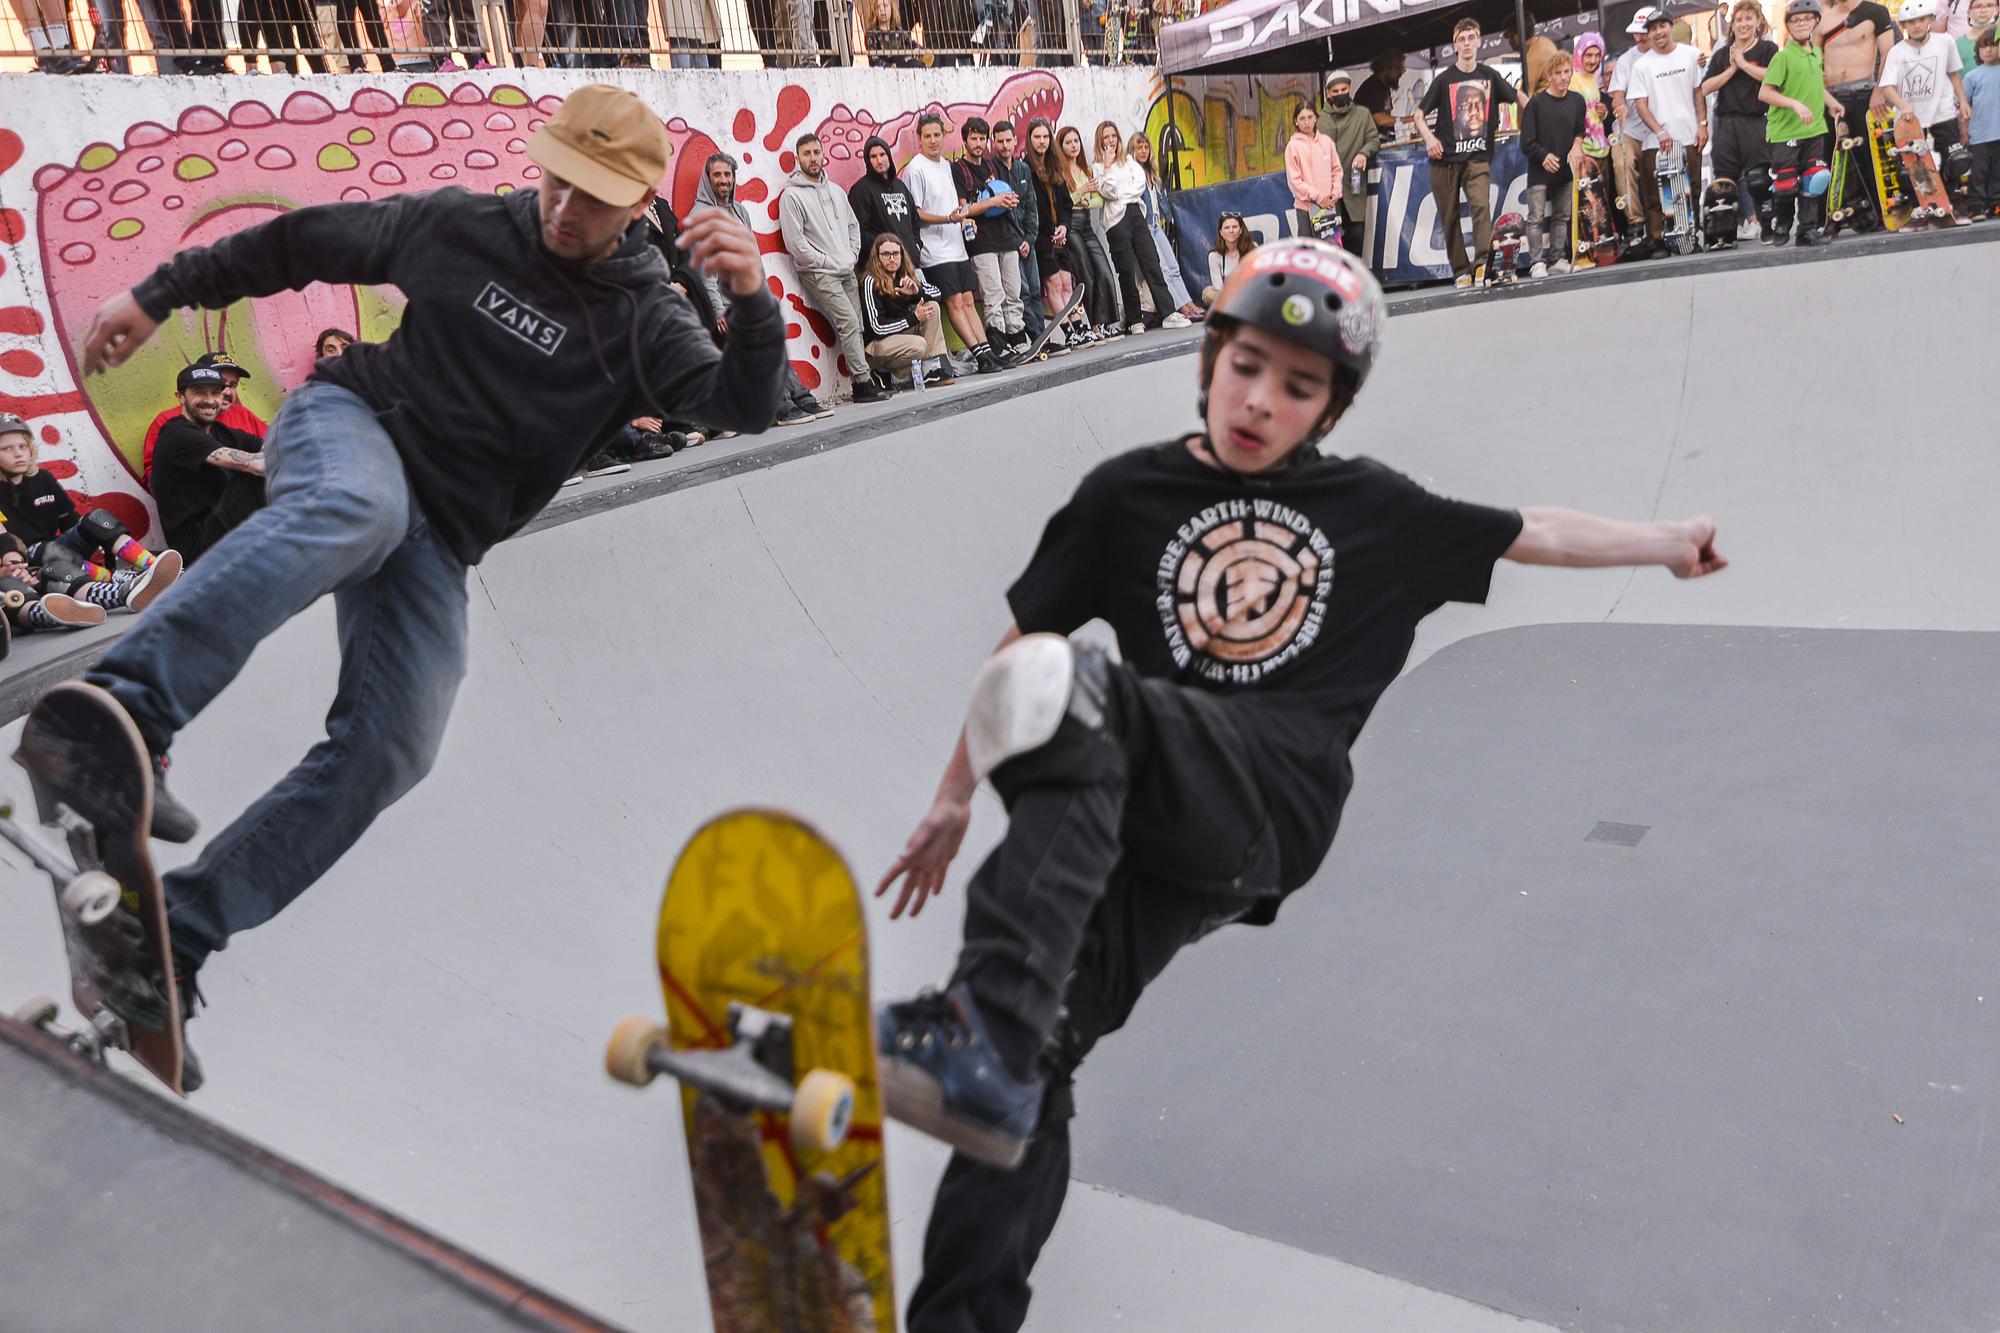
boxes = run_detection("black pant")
[1105,209,1168,330]
[1829,82,1880,228]
[1070,209,1120,325]
[1971,140,2000,213]
[914,659,1279,1332]
[1768,137,1827,235]
[1711,113,1769,221]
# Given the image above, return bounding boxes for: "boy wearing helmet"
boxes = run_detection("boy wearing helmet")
[874,239,1724,1330]
[1760,0,1850,244]
[1878,0,1973,166]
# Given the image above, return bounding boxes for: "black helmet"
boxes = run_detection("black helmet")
[1203,236,1386,391]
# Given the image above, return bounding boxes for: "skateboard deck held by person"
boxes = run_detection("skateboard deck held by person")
[1865,109,1916,230]
[1891,108,1956,224]
[3,681,185,1094]
[606,808,893,1332]
[1023,281,1088,362]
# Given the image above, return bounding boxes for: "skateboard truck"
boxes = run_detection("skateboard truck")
[606,1003,856,1154]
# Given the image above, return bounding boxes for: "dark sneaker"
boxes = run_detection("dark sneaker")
[164,961,205,1093]
[852,376,891,404]
[877,983,1042,1169]
[1771,229,1792,248]
[625,431,679,462]
[923,366,956,387]
[113,911,205,1093]
[1795,226,1824,248]
[150,752,199,844]
[798,396,835,420]
[974,348,1007,375]
[773,405,817,426]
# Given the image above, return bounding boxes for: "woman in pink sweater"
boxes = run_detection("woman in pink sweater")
[1285,103,1342,242]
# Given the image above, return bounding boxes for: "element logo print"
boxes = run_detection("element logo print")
[1155,498,1335,684]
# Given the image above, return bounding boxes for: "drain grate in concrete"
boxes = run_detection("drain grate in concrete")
[1585,821,1650,847]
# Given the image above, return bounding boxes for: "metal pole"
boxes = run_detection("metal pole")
[1063,0,1084,64]
[1514,0,1530,84]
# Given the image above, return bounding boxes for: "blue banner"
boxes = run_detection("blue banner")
[1168,140,1533,290]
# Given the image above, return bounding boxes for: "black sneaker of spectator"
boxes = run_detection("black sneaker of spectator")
[626,431,681,461]
[974,347,1007,374]
[798,395,834,420]
[854,377,891,403]
[924,364,957,387]
[774,404,818,426]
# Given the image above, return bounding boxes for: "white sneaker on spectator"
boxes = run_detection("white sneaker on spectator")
[120,549,182,613]
[1453,273,1474,290]
[1161,312,1192,329]
[1126,322,1146,336]
[1530,261,1548,279]
[1550,259,1572,275]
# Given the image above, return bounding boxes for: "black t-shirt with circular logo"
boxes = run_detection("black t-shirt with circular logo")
[1007,438,1523,894]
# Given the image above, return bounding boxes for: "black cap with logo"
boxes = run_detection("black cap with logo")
[176,365,228,392]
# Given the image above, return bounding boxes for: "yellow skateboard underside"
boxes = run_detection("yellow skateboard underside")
[657,808,894,1332]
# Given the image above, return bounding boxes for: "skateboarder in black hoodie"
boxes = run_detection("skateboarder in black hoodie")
[870,237,1726,1331]
[849,135,924,275]
[72,84,784,1086]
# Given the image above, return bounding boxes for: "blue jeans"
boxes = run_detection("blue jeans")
[86,381,470,969]
[1019,249,1044,341]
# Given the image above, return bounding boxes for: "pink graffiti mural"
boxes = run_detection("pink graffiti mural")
[8,72,1075,529]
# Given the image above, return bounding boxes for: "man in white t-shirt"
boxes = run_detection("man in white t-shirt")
[1631,9,1710,248]
[1878,0,1972,160]
[1608,7,1660,235]
[901,113,1005,375]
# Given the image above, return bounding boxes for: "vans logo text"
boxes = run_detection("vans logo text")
[474,282,568,355]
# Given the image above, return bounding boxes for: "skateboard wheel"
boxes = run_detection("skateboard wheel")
[0,588,22,611]
[61,871,121,927]
[790,1069,855,1154]
[605,1016,666,1086]
[12,995,59,1028]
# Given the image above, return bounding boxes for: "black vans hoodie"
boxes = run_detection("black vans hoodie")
[131,186,785,565]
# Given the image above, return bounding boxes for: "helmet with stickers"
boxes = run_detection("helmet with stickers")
[0,413,32,442]
[1201,236,1386,393]
[1896,0,1937,18]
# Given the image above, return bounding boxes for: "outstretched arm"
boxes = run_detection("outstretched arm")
[876,621,1023,919]
[86,194,429,374]
[1505,508,1726,578]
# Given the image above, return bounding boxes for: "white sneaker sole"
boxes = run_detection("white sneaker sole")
[125,549,182,614]
[879,1055,1030,1170]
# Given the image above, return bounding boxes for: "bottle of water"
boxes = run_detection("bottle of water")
[911,358,926,395]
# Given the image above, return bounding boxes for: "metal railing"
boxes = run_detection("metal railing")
[0,0,1190,69]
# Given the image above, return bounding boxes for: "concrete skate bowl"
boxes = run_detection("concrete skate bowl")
[2,232,1997,1332]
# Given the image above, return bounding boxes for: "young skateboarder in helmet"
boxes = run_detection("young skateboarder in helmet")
[871,236,1727,1332]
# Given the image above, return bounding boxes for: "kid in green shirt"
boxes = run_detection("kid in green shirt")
[1759,0,1848,244]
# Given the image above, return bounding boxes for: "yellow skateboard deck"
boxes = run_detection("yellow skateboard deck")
[608,809,893,1332]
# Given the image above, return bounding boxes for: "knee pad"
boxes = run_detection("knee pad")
[1772,165,1800,196]
[1743,166,1771,198]
[35,540,88,590]
[964,634,1108,784]
[1802,160,1831,197]
[75,506,129,553]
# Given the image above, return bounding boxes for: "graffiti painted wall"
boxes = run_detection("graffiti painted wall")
[0,67,1156,538]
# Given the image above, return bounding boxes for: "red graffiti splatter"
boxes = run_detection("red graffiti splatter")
[0,349,45,378]
[0,307,45,336]
[0,390,89,420]
[784,291,835,347]
[756,230,786,257]
[0,209,25,245]
[732,108,756,144]
[766,200,782,222]
[43,459,77,479]
[0,130,21,176]
[738,178,769,205]
[75,490,151,541]
[790,358,820,390]
[763,85,812,152]
[38,426,58,443]
[785,322,802,339]
[779,151,796,174]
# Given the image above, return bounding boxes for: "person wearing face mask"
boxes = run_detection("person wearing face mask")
[1321,70,1380,257]
[869,238,1727,1331]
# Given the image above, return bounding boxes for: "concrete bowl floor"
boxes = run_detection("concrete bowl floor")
[1,233,1995,1331]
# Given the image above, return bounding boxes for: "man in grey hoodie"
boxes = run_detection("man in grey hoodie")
[697,152,830,424]
[780,132,888,403]
[73,85,784,1084]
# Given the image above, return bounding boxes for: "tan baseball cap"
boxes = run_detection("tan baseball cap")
[526,84,670,209]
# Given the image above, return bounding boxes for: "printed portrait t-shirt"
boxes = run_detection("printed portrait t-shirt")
[1421,63,1519,160]
[1007,439,1523,897]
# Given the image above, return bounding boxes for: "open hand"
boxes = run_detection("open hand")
[677,208,765,298]
[1668,515,1727,579]
[875,795,972,919]
[81,292,159,376]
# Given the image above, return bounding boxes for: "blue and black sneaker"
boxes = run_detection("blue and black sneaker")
[877,982,1043,1169]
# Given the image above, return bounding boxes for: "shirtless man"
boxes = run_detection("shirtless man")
[1818,0,1899,226]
